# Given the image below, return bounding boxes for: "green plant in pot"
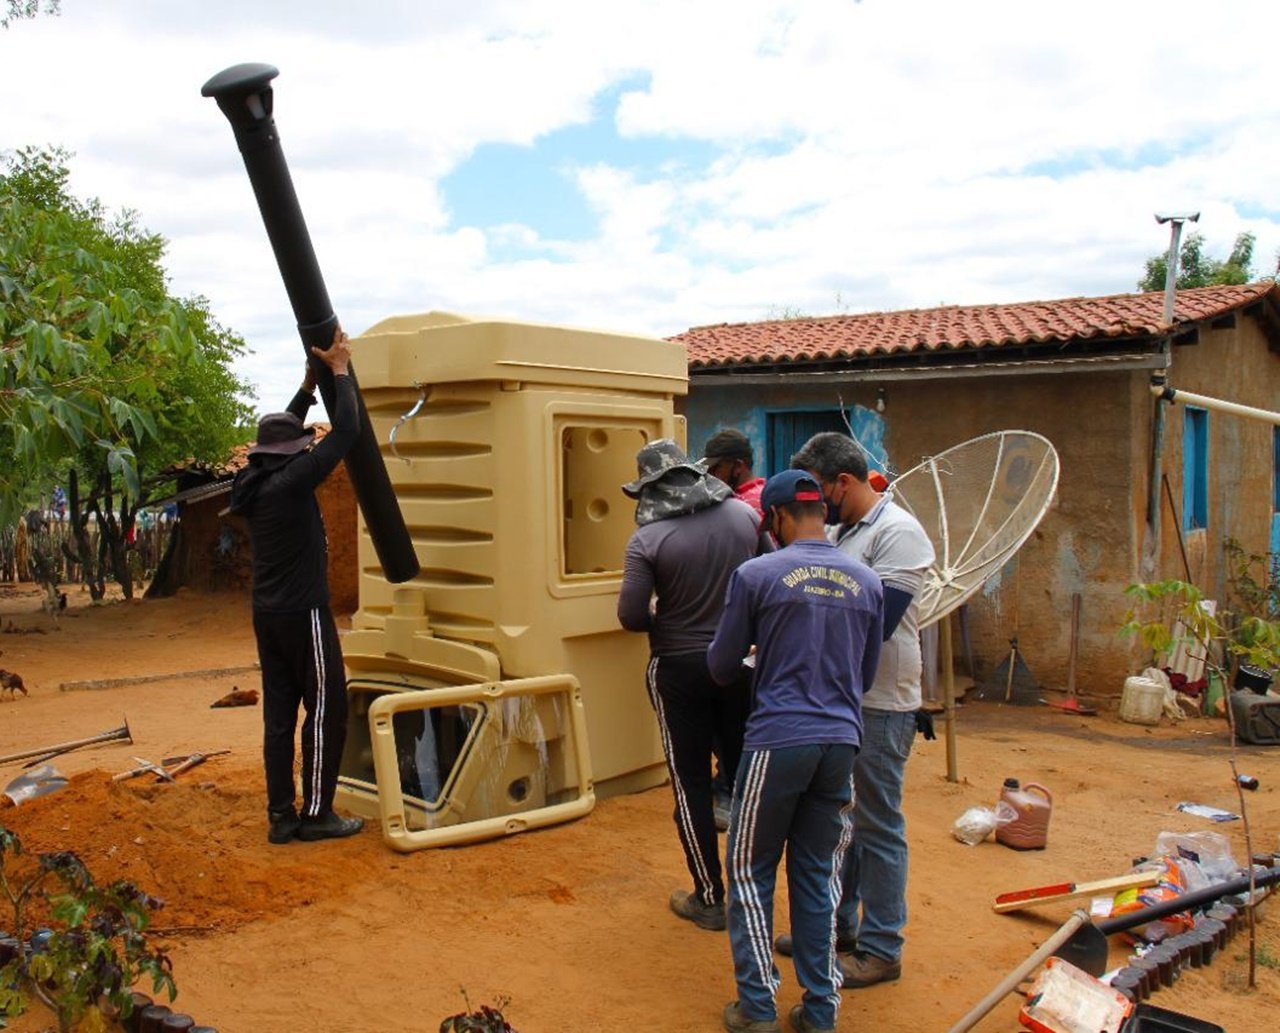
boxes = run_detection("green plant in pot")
[0,828,176,1032]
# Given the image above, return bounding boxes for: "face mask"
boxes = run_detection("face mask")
[823,481,845,525]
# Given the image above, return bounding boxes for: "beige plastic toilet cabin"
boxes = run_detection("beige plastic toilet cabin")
[334,311,687,850]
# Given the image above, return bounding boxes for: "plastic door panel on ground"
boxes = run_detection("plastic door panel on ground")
[338,673,593,851]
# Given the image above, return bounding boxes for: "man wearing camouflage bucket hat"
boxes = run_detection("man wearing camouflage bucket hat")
[618,439,764,932]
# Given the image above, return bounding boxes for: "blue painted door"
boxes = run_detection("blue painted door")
[765,407,887,477]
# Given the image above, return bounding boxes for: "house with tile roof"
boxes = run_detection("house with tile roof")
[672,283,1280,696]
[145,425,359,613]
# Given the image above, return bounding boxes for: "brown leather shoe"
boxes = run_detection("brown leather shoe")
[723,1001,781,1033]
[787,1004,834,1033]
[669,889,726,931]
[774,931,858,957]
[839,950,902,988]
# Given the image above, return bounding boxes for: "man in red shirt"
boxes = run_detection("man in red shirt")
[703,429,765,517]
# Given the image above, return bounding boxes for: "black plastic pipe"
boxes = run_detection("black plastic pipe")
[1096,865,1280,935]
[201,63,419,584]
[1053,864,1280,975]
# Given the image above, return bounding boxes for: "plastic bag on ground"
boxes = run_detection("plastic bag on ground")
[1153,830,1238,883]
[953,801,1018,846]
[1112,856,1202,942]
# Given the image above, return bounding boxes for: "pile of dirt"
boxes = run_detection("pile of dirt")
[2,769,364,931]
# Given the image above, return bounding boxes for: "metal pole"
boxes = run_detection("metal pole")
[1145,211,1198,578]
[942,610,958,782]
[1156,212,1198,325]
[201,63,420,584]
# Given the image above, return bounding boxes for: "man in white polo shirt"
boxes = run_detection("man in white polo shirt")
[780,432,936,989]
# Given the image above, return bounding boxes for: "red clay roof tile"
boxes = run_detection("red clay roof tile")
[672,283,1275,369]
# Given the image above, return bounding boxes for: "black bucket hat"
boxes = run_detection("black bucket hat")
[248,412,316,457]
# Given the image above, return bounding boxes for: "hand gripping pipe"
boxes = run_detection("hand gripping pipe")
[201,63,420,584]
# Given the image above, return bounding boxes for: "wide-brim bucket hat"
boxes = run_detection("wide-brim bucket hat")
[621,439,705,498]
[248,412,316,456]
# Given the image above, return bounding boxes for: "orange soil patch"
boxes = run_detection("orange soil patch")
[0,583,1277,1031]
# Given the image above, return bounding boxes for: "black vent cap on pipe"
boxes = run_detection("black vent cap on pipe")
[201,63,278,123]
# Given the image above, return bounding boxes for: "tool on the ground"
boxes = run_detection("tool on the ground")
[3,764,69,805]
[994,871,1161,913]
[1053,866,1280,976]
[947,909,1092,1033]
[159,749,231,767]
[112,758,176,783]
[1041,694,1097,715]
[1042,593,1098,715]
[971,558,1040,706]
[0,719,133,767]
[162,751,220,781]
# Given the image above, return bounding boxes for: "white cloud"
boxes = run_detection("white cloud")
[2,0,1276,423]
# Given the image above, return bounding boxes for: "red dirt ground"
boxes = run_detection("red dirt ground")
[0,583,1276,1031]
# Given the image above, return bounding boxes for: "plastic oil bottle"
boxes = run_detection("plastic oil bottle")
[995,778,1053,850]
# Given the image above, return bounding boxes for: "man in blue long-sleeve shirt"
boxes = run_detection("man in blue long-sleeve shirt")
[708,470,882,1033]
[230,326,363,846]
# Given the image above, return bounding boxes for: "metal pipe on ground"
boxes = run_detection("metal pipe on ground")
[0,720,133,766]
[201,63,419,585]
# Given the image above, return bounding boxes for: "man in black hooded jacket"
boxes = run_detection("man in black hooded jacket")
[230,326,363,845]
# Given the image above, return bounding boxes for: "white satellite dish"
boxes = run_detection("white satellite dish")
[887,431,1060,630]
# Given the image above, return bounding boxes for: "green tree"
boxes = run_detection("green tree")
[1,1,60,29]
[0,147,255,598]
[1139,230,1257,292]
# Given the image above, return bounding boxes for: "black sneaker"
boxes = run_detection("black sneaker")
[296,811,364,842]
[669,889,726,931]
[267,808,300,845]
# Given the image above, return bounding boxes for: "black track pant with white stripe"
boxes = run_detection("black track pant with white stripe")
[253,606,348,819]
[647,651,750,906]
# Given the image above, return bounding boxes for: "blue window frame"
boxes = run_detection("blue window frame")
[1271,427,1280,559]
[1183,406,1208,531]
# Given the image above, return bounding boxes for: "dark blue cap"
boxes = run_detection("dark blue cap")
[760,469,823,512]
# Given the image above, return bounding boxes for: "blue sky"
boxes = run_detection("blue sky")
[442,75,721,253]
[2,0,1277,416]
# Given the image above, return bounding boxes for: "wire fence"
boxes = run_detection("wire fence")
[0,514,176,589]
